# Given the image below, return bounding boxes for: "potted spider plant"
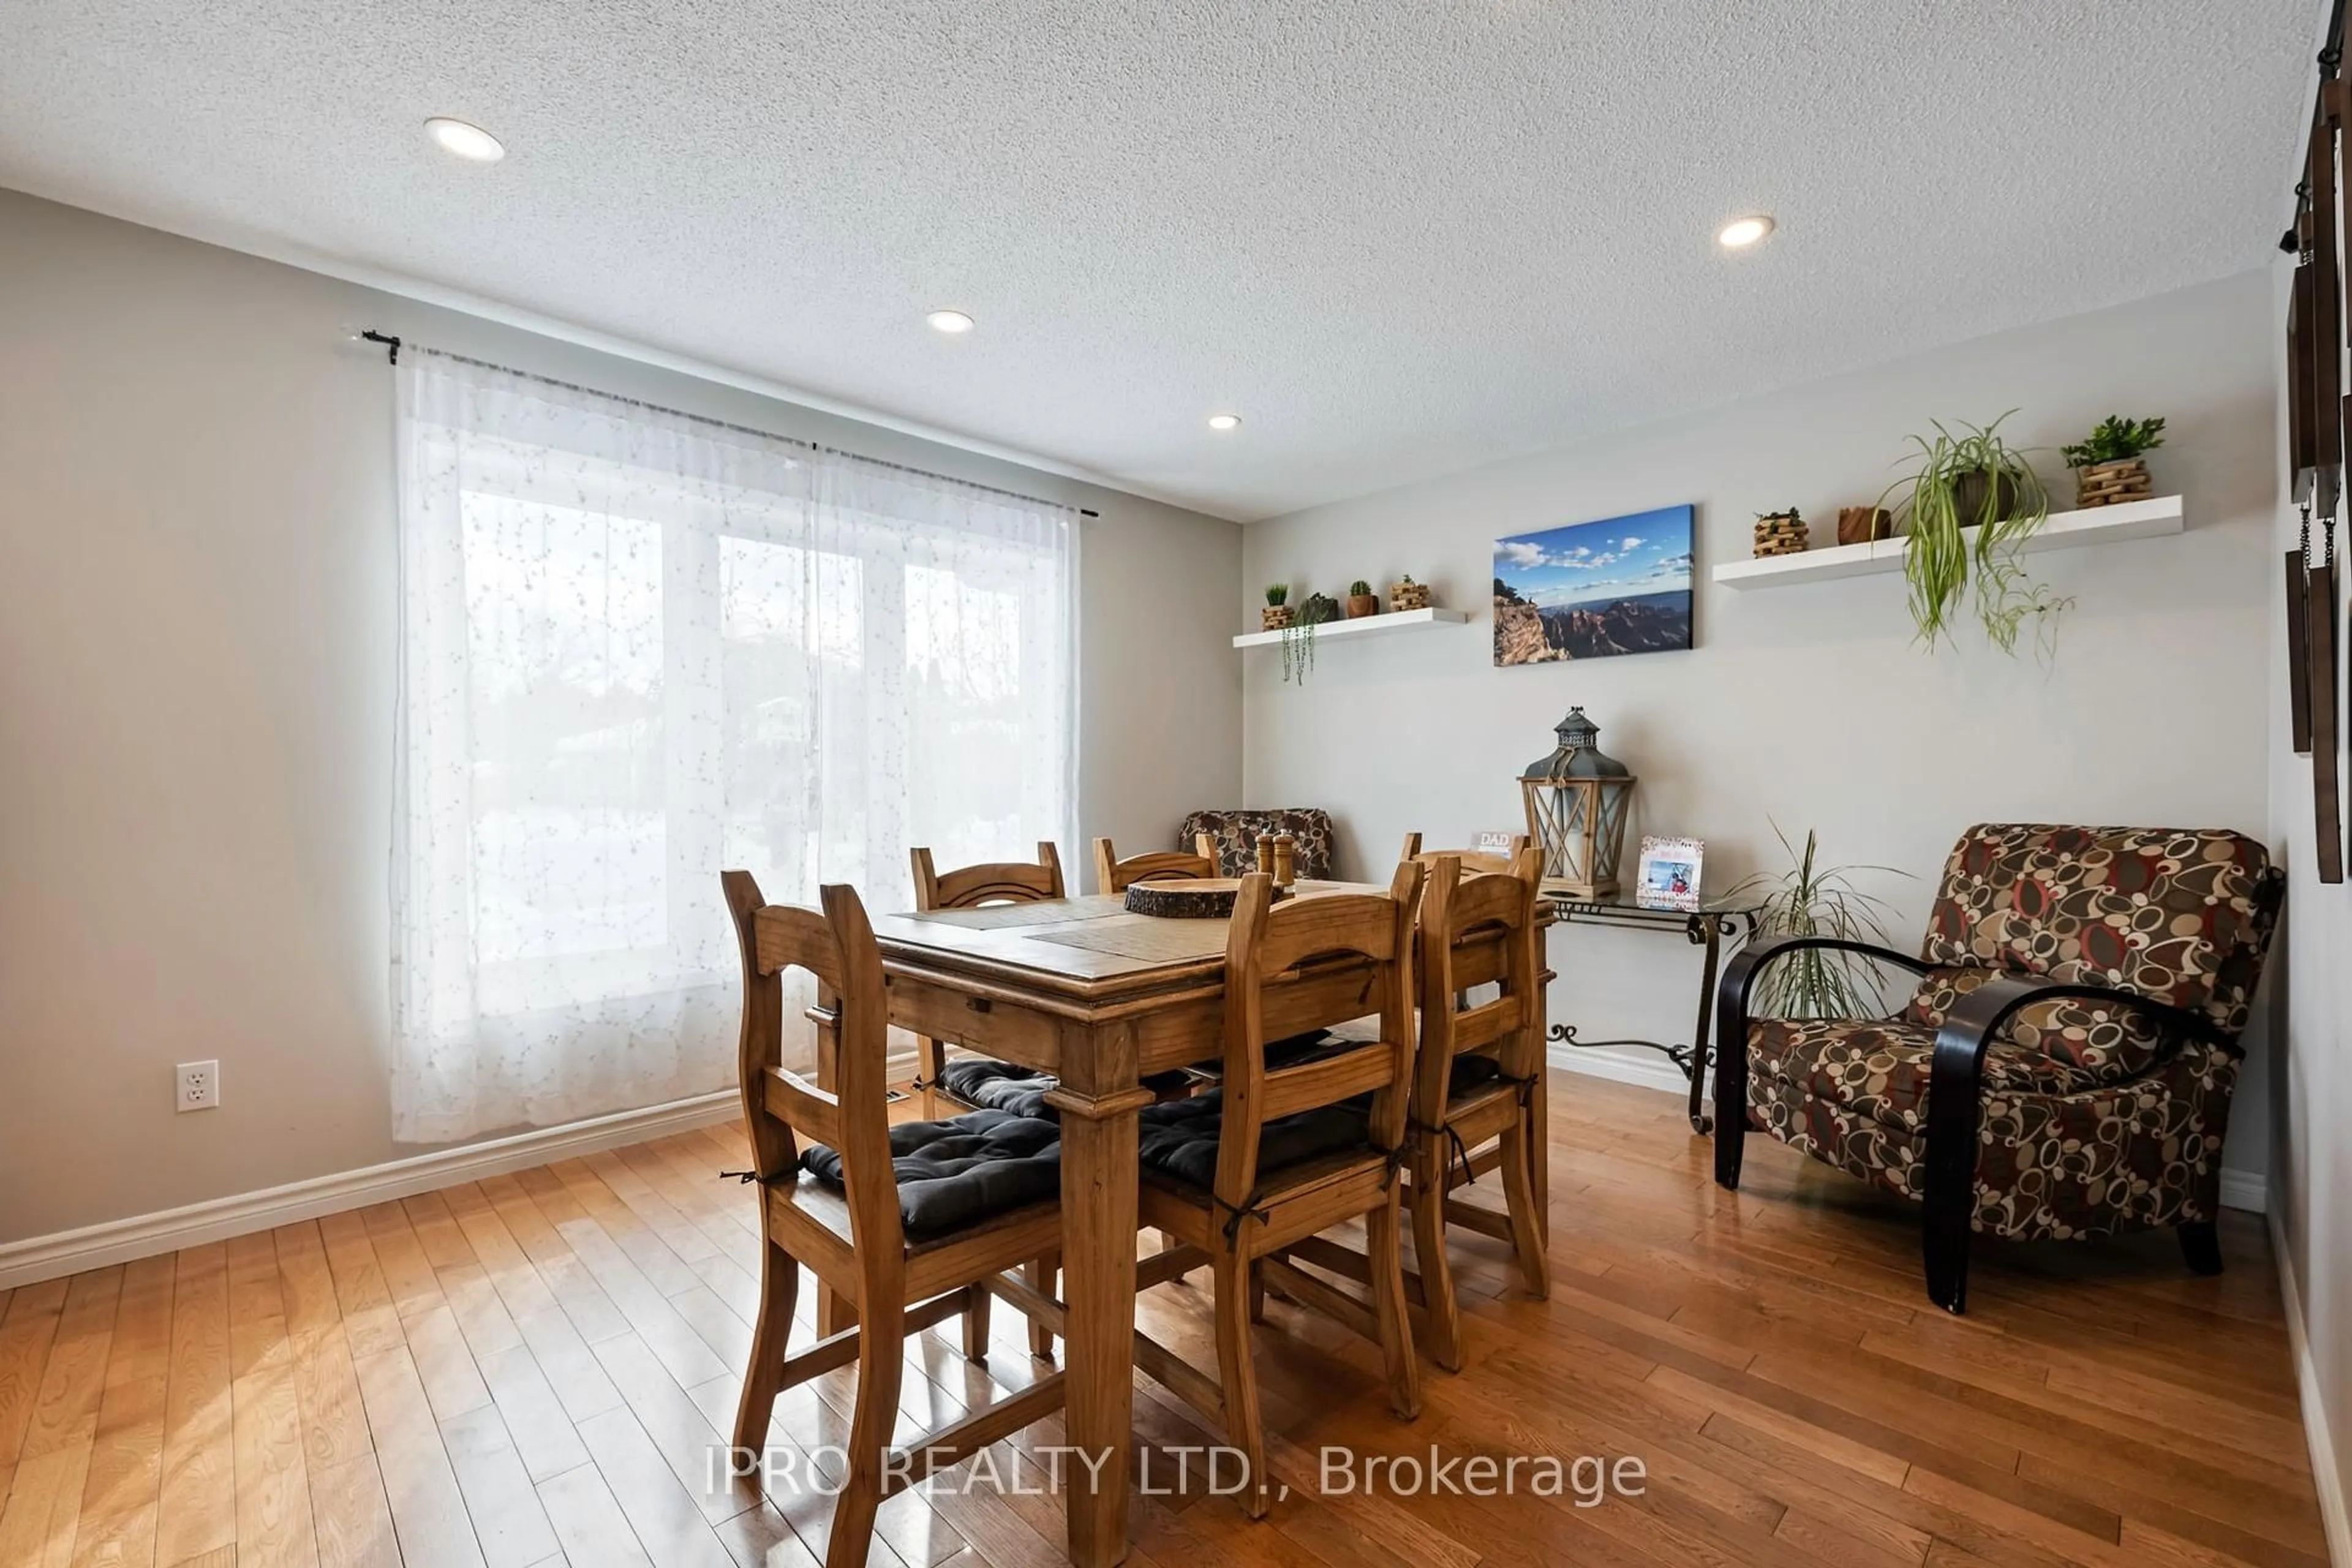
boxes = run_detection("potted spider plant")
[1878,412,2067,657]
[1727,824,1913,1019]
[1346,579,1379,618]
[1262,583,1294,632]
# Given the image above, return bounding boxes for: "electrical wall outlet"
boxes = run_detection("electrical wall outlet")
[176,1060,220,1112]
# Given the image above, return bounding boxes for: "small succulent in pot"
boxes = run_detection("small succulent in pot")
[2059,415,2167,469]
[2060,415,2165,510]
[1346,579,1378,617]
[1389,573,1432,611]
[1261,582,1295,631]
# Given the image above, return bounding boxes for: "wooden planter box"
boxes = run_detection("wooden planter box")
[2075,458,2152,509]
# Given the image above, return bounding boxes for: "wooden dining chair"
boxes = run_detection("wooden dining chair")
[907,842,1076,1358]
[1398,831,1533,875]
[723,872,1068,1568]
[1278,850,1548,1372]
[1402,851,1549,1367]
[1128,865,1425,1518]
[908,842,1065,1117]
[1093,834,1219,894]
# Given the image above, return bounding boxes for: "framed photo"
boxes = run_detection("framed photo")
[1634,835,1705,911]
[1492,503,1695,665]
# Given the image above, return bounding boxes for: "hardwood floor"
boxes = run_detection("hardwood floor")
[0,1074,2326,1567]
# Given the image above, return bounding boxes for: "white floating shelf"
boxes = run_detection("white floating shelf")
[1231,605,1471,649]
[1711,494,2184,591]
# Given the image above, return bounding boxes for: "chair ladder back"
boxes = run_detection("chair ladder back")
[1214,864,1423,1209]
[911,842,1065,911]
[722,873,906,1262]
[1094,835,1218,894]
[1415,850,1543,1122]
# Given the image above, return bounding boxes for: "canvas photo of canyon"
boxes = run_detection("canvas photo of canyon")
[1492,504,1694,665]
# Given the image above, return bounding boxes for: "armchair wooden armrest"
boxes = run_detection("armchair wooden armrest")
[1718,935,1932,1019]
[1923,974,2225,1314]
[1711,937,1932,1188]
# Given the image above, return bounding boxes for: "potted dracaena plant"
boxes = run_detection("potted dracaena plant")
[1878,411,2068,659]
[1727,823,1913,1019]
[1346,579,1378,618]
[2061,415,2165,508]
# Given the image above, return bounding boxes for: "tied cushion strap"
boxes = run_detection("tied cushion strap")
[1212,1189,1272,1244]
[1412,1068,1537,1194]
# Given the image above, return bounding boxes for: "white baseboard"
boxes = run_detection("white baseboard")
[2220,1167,2269,1215]
[1547,1041,1696,1100]
[0,1090,741,1291]
[2271,1207,2351,1568]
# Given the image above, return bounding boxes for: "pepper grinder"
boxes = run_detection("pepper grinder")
[1253,832,1276,879]
[1272,833,1297,888]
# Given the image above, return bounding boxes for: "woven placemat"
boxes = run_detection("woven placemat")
[907,902,1095,930]
[1030,918,1229,963]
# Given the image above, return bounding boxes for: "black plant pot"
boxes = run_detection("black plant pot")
[1950,469,2022,527]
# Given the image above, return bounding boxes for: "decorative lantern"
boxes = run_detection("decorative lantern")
[1518,706,1637,897]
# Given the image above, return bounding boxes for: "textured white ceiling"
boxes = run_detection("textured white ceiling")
[0,1,2318,520]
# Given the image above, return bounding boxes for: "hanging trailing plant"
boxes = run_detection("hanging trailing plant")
[1726,823,1913,1019]
[1877,412,2069,658]
[1281,592,1341,684]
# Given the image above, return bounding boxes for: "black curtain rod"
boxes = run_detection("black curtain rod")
[357,330,1099,518]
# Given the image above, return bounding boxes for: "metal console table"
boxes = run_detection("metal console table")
[1539,887,1762,1134]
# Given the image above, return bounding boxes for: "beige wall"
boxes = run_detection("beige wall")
[0,189,1242,1242]
[1242,270,2280,1187]
[2266,258,2352,1556]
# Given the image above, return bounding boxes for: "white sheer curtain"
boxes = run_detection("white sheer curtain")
[391,350,1077,1142]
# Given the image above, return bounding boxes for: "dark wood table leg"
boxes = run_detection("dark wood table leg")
[1687,916,1722,1134]
[1531,962,1551,1243]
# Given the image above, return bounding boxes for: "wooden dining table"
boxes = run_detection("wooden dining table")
[864,879,1548,1567]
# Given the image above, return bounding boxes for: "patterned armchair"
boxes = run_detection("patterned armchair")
[1713,824,2282,1314]
[1180,809,1337,879]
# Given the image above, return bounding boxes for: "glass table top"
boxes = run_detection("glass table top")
[1538,881,1766,919]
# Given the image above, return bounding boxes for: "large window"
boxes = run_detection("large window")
[391,352,1074,1140]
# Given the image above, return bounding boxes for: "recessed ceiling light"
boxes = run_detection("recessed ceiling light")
[1207,413,1242,432]
[1717,214,1774,249]
[425,117,505,163]
[926,309,976,334]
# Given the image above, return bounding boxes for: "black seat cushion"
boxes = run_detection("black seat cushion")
[937,1057,1192,1117]
[1135,1088,1373,1191]
[1185,1029,1342,1082]
[799,1109,1060,1242]
[937,1058,1059,1119]
[1264,1028,1341,1069]
[1449,1053,1506,1096]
